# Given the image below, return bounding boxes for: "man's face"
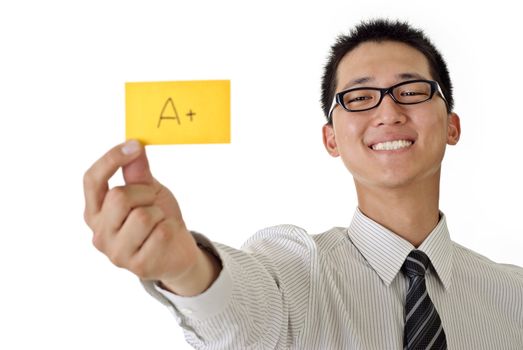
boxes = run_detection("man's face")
[322,41,460,190]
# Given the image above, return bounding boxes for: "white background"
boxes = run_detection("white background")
[1,1,522,349]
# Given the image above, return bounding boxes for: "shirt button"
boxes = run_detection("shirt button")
[181,308,193,315]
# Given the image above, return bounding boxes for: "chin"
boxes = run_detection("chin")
[354,170,419,190]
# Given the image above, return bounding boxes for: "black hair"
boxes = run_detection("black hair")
[321,19,453,123]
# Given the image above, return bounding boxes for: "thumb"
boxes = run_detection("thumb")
[122,140,156,185]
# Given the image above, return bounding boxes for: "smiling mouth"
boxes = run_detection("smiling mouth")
[370,140,414,151]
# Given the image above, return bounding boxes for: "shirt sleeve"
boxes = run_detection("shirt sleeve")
[141,225,316,349]
[151,233,233,320]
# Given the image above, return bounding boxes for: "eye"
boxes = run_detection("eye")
[400,90,428,97]
[348,95,374,103]
[394,81,432,102]
[344,90,376,105]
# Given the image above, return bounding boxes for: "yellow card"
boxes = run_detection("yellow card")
[126,80,230,145]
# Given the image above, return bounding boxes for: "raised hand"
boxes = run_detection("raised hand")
[83,140,220,296]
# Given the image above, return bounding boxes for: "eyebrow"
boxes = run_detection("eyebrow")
[340,72,428,91]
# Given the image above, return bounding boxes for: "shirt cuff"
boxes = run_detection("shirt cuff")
[153,233,233,321]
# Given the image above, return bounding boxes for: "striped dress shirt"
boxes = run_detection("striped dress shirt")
[142,209,523,349]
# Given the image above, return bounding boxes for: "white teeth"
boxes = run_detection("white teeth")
[371,140,413,151]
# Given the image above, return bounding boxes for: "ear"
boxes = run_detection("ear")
[322,123,340,157]
[446,112,461,145]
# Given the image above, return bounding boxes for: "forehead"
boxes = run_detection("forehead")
[336,41,432,90]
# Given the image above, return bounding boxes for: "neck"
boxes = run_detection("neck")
[355,174,441,247]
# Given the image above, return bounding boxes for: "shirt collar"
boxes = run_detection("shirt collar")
[347,208,453,290]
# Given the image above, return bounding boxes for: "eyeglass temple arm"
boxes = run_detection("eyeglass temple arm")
[327,96,338,123]
[435,83,449,107]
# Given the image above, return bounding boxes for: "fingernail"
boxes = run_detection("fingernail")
[122,140,140,155]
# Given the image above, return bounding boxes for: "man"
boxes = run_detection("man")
[83,19,523,349]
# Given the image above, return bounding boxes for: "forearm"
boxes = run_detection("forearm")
[145,227,313,349]
[166,242,287,349]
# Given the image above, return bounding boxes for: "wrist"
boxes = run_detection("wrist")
[160,245,222,297]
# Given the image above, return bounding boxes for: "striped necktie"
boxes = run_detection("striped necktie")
[402,250,447,350]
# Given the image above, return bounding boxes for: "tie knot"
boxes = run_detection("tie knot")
[402,250,430,277]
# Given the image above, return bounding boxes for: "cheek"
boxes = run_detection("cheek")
[334,118,365,146]
[417,117,449,160]
[334,122,368,171]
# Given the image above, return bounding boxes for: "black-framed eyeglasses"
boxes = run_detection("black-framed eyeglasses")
[327,79,448,123]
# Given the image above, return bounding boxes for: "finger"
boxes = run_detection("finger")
[116,205,165,258]
[83,140,143,219]
[100,184,158,232]
[123,148,158,187]
[133,219,195,280]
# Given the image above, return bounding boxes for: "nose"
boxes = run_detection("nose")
[373,94,407,126]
